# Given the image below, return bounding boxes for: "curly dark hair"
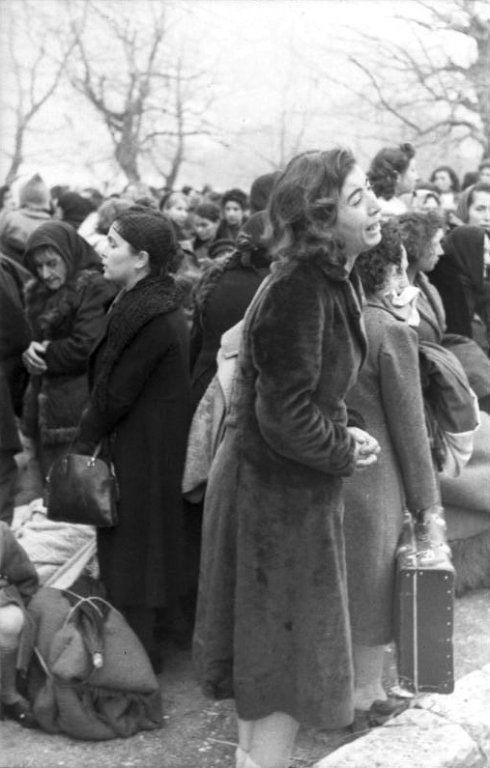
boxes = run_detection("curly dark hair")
[368,143,415,201]
[266,147,356,268]
[355,219,403,296]
[430,165,460,193]
[221,188,248,210]
[396,210,444,267]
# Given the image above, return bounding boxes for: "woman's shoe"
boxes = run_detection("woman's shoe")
[1,698,36,729]
[368,697,409,727]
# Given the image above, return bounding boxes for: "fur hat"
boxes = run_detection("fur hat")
[222,188,248,211]
[19,174,50,210]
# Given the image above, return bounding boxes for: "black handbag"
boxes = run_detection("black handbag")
[45,444,119,527]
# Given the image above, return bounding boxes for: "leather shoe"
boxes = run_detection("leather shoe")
[1,698,36,728]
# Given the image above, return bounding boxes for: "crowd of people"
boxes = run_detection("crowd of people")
[0,145,489,767]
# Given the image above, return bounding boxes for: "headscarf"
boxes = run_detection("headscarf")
[441,225,484,292]
[24,221,102,283]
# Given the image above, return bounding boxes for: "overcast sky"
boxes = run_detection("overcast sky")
[0,0,485,193]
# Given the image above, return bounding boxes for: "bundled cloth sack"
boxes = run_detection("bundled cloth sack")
[418,339,480,476]
[25,586,162,739]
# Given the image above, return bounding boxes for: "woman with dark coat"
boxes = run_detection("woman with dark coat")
[190,212,270,410]
[194,149,382,768]
[343,221,439,726]
[76,212,191,670]
[430,225,490,346]
[21,222,115,477]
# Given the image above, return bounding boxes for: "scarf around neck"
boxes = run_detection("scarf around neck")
[92,274,183,410]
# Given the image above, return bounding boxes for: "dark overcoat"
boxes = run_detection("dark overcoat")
[343,300,439,646]
[78,305,191,609]
[193,257,367,729]
[190,261,268,409]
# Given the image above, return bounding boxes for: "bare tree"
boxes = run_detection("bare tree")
[0,0,74,183]
[67,0,218,186]
[319,0,490,156]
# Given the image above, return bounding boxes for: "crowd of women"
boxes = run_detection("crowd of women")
[0,145,489,767]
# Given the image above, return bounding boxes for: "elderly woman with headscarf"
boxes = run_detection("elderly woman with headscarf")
[21,221,115,477]
[75,212,191,671]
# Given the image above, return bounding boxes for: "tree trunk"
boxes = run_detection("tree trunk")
[5,121,25,183]
[115,134,140,183]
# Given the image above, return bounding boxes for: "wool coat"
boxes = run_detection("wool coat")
[343,300,439,647]
[190,258,269,410]
[77,282,191,610]
[22,223,115,456]
[193,257,367,730]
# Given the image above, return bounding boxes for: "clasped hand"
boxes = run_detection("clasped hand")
[348,426,380,469]
[22,341,49,375]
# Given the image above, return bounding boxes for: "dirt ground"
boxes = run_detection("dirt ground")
[1,452,489,768]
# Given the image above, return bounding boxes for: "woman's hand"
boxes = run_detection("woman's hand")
[348,426,381,469]
[22,341,49,375]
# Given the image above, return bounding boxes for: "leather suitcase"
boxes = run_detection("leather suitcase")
[395,511,455,694]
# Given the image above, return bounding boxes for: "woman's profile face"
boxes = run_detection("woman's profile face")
[103,225,141,287]
[33,247,67,291]
[384,246,409,296]
[398,158,418,195]
[194,215,219,242]
[333,165,381,260]
[418,228,444,273]
[467,191,490,228]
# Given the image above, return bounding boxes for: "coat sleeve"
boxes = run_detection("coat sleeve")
[77,315,174,448]
[379,322,439,511]
[0,523,38,602]
[250,274,356,476]
[44,276,112,375]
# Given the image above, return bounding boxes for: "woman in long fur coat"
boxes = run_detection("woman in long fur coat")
[193,149,382,768]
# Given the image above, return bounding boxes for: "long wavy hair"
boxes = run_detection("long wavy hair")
[368,143,415,201]
[266,148,356,268]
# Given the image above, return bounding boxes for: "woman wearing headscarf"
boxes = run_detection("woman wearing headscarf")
[75,212,191,670]
[21,221,115,477]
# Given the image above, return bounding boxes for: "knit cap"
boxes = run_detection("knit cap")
[19,174,50,209]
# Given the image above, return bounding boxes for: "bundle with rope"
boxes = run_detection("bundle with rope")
[25,585,162,740]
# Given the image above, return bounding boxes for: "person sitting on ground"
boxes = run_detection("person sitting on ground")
[368,142,418,220]
[0,175,52,266]
[0,520,38,728]
[216,188,248,243]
